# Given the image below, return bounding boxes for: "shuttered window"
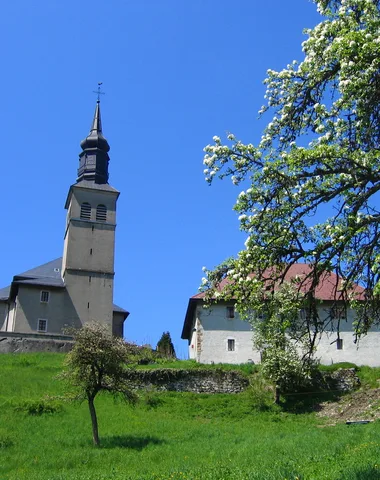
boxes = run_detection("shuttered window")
[96,204,107,221]
[80,202,91,219]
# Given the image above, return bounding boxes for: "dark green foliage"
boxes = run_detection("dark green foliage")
[156,331,176,359]
[248,371,279,411]
[0,433,13,449]
[14,399,64,415]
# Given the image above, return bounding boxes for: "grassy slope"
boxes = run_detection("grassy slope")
[1,354,380,480]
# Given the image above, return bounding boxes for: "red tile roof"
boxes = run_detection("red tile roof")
[192,263,365,301]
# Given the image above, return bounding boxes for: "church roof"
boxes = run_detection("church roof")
[77,100,111,184]
[1,258,128,314]
[113,303,129,314]
[0,285,10,301]
[15,258,63,281]
[80,100,110,153]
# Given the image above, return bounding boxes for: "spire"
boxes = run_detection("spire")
[80,101,110,153]
[77,100,110,184]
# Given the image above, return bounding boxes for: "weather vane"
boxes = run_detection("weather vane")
[93,82,105,102]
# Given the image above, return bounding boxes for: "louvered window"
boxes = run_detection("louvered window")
[80,202,91,219]
[96,204,107,221]
[40,291,49,303]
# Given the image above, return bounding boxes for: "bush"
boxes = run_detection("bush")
[0,432,13,448]
[249,372,279,411]
[14,399,64,415]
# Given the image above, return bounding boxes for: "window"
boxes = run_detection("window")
[330,306,346,320]
[80,202,91,219]
[226,306,235,319]
[37,319,47,332]
[300,308,308,320]
[40,291,49,303]
[227,339,235,351]
[96,204,107,221]
[337,338,343,350]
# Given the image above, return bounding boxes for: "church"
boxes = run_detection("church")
[0,100,128,338]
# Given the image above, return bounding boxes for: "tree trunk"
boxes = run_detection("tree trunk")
[88,395,100,446]
[274,385,280,405]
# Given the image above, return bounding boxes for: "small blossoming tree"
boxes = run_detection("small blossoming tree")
[60,324,137,446]
[201,0,380,351]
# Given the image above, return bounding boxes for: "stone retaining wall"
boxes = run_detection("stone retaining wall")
[125,368,249,394]
[0,332,74,353]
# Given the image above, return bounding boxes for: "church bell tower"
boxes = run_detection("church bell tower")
[62,99,120,331]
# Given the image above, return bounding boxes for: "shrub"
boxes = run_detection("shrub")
[0,433,13,448]
[14,399,64,415]
[249,372,279,411]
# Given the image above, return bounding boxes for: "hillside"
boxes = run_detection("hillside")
[1,353,380,480]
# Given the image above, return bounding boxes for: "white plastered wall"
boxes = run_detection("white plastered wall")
[194,304,260,364]
[191,301,380,366]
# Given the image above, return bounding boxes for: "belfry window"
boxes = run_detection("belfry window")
[80,202,91,219]
[96,204,107,221]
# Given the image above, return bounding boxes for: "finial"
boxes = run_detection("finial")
[93,82,105,103]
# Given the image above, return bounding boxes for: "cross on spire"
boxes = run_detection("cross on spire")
[93,82,105,103]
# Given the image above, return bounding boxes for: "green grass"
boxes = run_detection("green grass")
[1,353,380,479]
[135,358,257,376]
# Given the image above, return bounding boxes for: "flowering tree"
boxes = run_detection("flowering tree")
[60,324,137,446]
[251,283,318,403]
[201,0,380,348]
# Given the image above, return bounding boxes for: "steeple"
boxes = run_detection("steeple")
[77,100,110,184]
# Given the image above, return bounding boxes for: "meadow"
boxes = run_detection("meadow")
[0,353,379,480]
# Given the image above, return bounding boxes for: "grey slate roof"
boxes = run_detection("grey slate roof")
[1,258,127,314]
[74,180,119,193]
[113,303,128,314]
[15,258,63,281]
[64,181,120,209]
[0,285,10,301]
[17,277,65,287]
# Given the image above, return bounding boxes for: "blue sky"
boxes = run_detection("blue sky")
[0,0,321,357]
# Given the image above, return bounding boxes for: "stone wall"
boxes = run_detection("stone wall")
[0,332,74,353]
[124,368,249,394]
[322,368,361,392]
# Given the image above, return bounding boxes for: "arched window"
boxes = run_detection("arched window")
[80,202,91,219]
[96,204,107,221]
